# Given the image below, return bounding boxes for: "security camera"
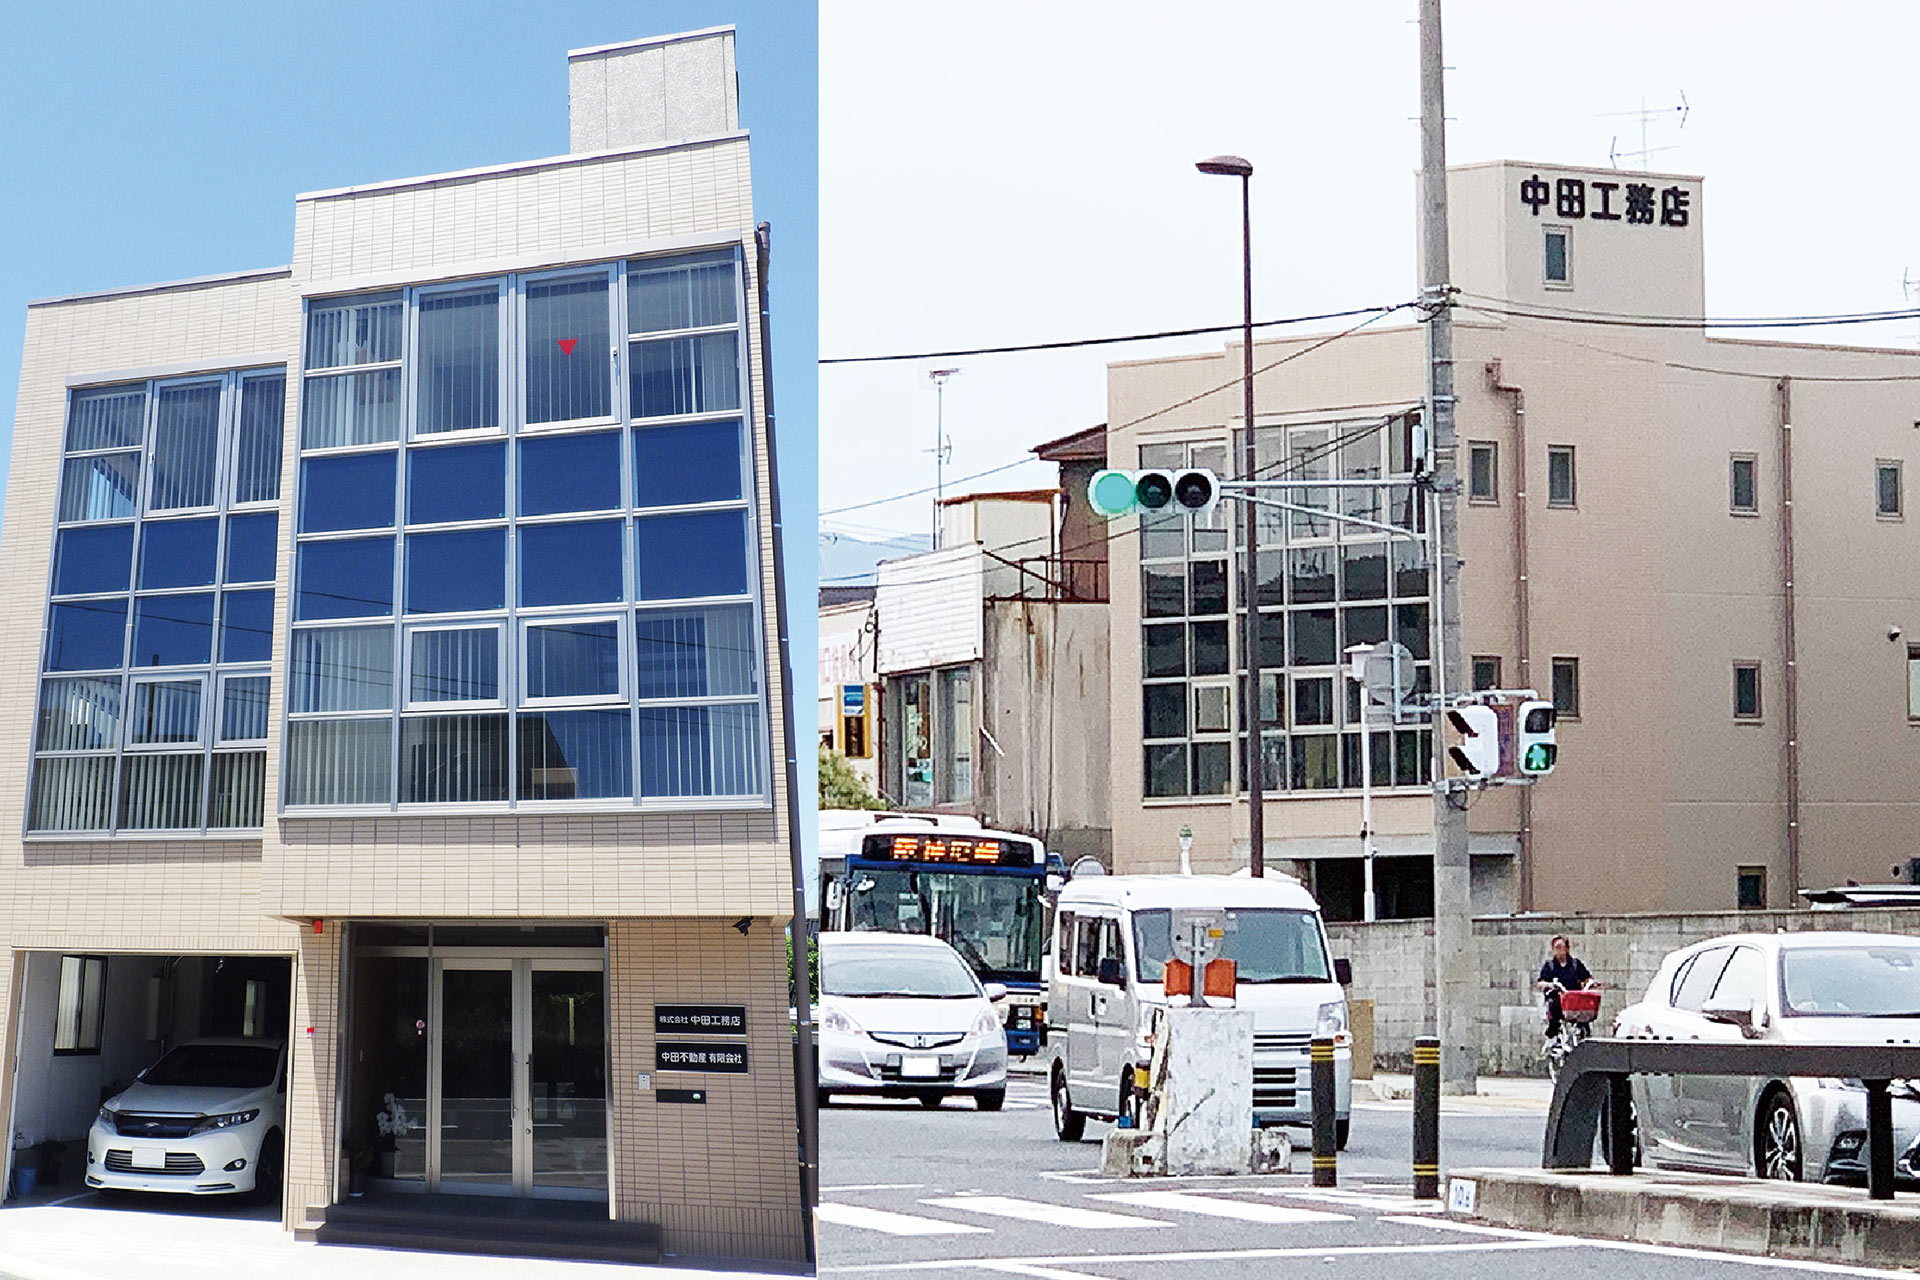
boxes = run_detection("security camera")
[1891,626,1904,642]
[732,916,753,936]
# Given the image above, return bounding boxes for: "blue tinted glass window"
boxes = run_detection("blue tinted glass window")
[221,590,275,664]
[407,528,506,614]
[138,518,220,590]
[53,525,134,596]
[633,421,743,507]
[634,511,749,601]
[519,432,621,516]
[224,513,278,584]
[519,521,623,607]
[518,710,631,800]
[296,538,394,621]
[130,593,215,667]
[46,599,128,671]
[300,452,396,533]
[408,441,506,524]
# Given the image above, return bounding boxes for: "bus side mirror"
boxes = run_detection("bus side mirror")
[1097,957,1127,988]
[1046,873,1064,894]
[824,881,845,911]
[1334,957,1352,986]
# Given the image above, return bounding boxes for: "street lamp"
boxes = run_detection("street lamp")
[1197,154,1262,878]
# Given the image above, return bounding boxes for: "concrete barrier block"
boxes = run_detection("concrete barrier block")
[1251,1128,1293,1174]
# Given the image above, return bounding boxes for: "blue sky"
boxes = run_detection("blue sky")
[0,1,819,864]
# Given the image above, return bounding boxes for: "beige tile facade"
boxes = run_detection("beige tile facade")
[1106,160,1920,916]
[1,28,805,1267]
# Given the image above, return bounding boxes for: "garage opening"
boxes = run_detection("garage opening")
[6,951,293,1205]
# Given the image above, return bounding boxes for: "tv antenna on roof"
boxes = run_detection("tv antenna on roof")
[1603,91,1688,170]
[926,367,960,548]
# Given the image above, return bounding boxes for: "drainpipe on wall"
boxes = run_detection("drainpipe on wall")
[1485,360,1535,912]
[756,222,818,1245]
[1778,376,1802,899]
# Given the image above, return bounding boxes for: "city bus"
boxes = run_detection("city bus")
[820,814,1051,1055]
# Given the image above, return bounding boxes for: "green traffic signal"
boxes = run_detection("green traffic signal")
[1088,469,1140,518]
[1523,743,1556,773]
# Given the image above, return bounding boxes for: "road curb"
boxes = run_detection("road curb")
[1448,1166,1920,1266]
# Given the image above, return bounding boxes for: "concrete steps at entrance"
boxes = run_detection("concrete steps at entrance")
[305,1193,661,1265]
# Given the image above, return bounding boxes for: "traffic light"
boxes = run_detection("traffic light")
[1516,699,1557,776]
[1444,704,1500,781]
[1087,468,1218,520]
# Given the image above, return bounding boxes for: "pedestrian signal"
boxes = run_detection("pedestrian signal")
[1444,704,1500,780]
[1516,699,1557,776]
[1087,468,1219,520]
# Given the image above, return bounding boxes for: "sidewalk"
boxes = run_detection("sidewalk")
[1357,1073,1553,1111]
[0,1199,789,1280]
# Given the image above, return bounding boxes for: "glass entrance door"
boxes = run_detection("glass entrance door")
[431,956,605,1198]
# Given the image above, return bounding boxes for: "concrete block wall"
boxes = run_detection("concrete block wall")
[1329,907,1920,1075]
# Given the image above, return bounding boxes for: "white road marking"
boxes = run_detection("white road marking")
[921,1195,1169,1230]
[1038,1168,1300,1186]
[1090,1190,1351,1224]
[976,1265,1109,1280]
[816,1202,991,1236]
[1277,1188,1443,1212]
[818,1239,1572,1273]
[824,1183,927,1193]
[1399,1215,1920,1277]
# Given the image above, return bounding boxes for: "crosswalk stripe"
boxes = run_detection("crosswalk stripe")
[1091,1190,1352,1224]
[816,1202,991,1235]
[1276,1188,1443,1212]
[921,1195,1169,1230]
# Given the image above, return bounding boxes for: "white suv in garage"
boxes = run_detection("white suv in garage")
[87,1039,286,1197]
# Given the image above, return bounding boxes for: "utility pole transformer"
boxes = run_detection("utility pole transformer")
[1419,0,1477,1094]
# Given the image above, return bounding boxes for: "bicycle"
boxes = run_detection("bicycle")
[1542,980,1603,1082]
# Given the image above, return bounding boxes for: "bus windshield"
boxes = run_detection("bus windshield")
[845,865,1046,984]
[1131,908,1332,984]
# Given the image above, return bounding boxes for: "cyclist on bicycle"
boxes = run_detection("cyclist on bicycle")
[1536,934,1595,1041]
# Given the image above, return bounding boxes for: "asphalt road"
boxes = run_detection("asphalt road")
[816,1069,1909,1280]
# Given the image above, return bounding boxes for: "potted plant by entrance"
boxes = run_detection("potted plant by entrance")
[374,1094,411,1179]
[344,1141,376,1197]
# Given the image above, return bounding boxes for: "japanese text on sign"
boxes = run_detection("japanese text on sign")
[1518,173,1690,228]
[655,1005,747,1036]
[656,1042,750,1074]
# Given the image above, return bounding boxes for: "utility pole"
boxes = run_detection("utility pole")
[1419,0,1476,1094]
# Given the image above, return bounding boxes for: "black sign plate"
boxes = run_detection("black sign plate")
[656,1041,749,1074]
[655,1004,746,1036]
[658,1088,707,1104]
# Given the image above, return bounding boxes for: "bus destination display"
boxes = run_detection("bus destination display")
[860,832,1033,867]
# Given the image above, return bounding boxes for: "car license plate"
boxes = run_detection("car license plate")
[900,1055,939,1078]
[130,1147,167,1170]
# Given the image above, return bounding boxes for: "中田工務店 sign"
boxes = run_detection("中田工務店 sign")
[656,1042,749,1074]
[655,1004,746,1035]
[1518,173,1692,227]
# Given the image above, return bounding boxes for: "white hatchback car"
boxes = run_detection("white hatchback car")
[816,933,1009,1110]
[87,1039,287,1196]
[1613,932,1920,1184]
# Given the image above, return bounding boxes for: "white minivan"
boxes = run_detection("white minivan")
[1045,873,1352,1147]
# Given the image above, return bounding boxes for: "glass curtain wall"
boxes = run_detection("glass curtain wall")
[286,248,766,810]
[31,372,284,833]
[1138,417,1433,801]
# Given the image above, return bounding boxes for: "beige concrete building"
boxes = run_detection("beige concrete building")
[1107,159,1920,920]
[0,30,807,1266]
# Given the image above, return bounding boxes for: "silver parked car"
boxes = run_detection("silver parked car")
[1613,931,1920,1184]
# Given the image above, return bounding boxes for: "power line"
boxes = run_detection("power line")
[819,305,1409,365]
[1456,292,1920,332]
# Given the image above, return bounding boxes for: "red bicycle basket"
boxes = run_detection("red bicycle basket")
[1560,989,1602,1022]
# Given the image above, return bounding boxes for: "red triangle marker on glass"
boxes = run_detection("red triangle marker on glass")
[557,338,579,355]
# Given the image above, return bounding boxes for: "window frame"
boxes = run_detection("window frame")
[518,264,620,433]
[1736,866,1768,911]
[1551,655,1581,720]
[519,612,628,709]
[144,376,229,518]
[1908,643,1920,723]
[215,671,272,746]
[1733,660,1763,722]
[1467,440,1499,504]
[52,955,107,1056]
[1471,655,1503,692]
[407,277,509,444]
[1543,224,1572,288]
[403,620,509,712]
[123,672,210,752]
[1877,459,1904,520]
[1546,445,1577,509]
[1729,453,1759,516]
